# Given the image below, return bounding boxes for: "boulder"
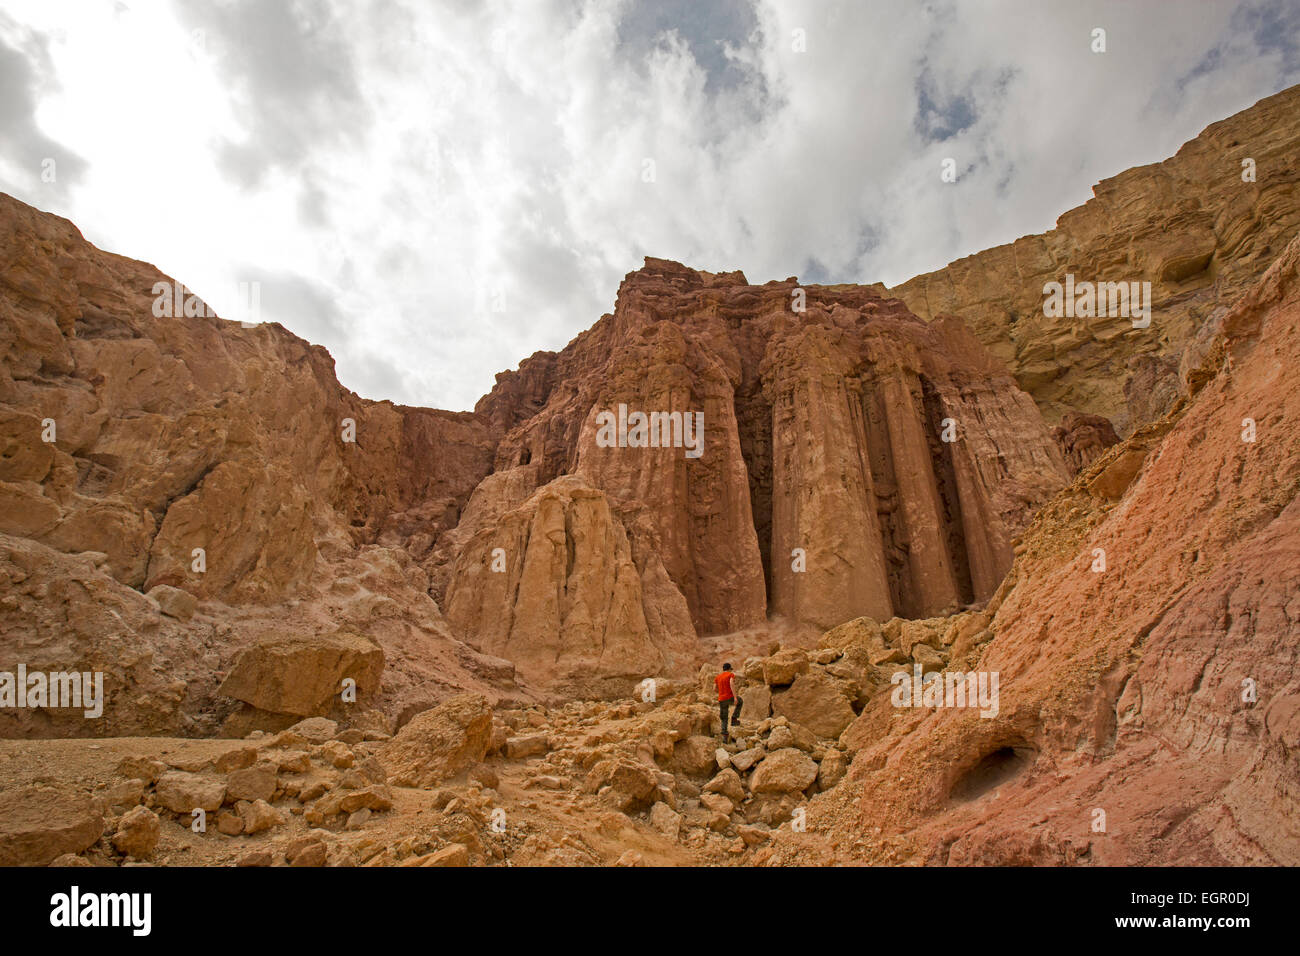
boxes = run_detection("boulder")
[767,725,795,750]
[749,748,818,793]
[700,791,735,816]
[236,799,285,834]
[286,836,328,867]
[818,750,849,790]
[670,735,719,777]
[214,747,258,773]
[112,806,160,859]
[771,672,858,738]
[762,649,809,686]
[819,616,884,650]
[115,757,167,784]
[224,763,277,803]
[218,631,383,718]
[505,733,549,758]
[912,643,945,670]
[739,683,771,721]
[584,758,659,810]
[0,787,103,866]
[421,844,470,867]
[703,768,746,804]
[377,694,493,788]
[287,717,339,743]
[104,779,145,809]
[155,771,226,813]
[730,746,765,773]
[649,802,682,840]
[744,792,802,826]
[147,584,198,620]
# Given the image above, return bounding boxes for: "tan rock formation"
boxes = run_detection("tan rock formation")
[457,259,1067,644]
[889,84,1300,434]
[444,475,698,689]
[776,232,1300,867]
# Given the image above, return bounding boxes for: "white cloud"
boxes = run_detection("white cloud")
[1,0,1296,410]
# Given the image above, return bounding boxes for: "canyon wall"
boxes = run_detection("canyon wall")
[2,85,1297,732]
[0,193,516,735]
[0,189,1065,714]
[890,83,1300,436]
[768,233,1300,866]
[446,258,1068,673]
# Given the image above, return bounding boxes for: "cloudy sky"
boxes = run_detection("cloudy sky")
[2,1,1297,411]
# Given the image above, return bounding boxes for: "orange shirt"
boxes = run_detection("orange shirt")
[715,671,735,702]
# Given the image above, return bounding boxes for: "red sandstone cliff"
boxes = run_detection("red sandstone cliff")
[1,85,1297,744]
[441,258,1067,689]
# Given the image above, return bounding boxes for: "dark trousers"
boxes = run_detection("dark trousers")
[719,697,743,734]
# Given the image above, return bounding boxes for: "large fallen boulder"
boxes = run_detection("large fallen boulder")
[376,694,493,788]
[218,630,384,718]
[771,672,857,738]
[0,787,103,866]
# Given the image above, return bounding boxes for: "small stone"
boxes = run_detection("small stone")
[285,836,328,867]
[288,717,339,744]
[505,734,549,758]
[155,771,226,813]
[236,799,285,834]
[112,806,161,860]
[214,747,258,774]
[422,844,469,867]
[225,763,277,803]
[346,808,372,830]
[147,584,197,621]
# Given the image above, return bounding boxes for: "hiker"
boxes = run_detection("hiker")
[715,662,743,741]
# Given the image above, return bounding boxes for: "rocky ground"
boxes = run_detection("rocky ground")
[1,627,950,867]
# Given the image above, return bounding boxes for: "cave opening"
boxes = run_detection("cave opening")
[949,745,1035,802]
